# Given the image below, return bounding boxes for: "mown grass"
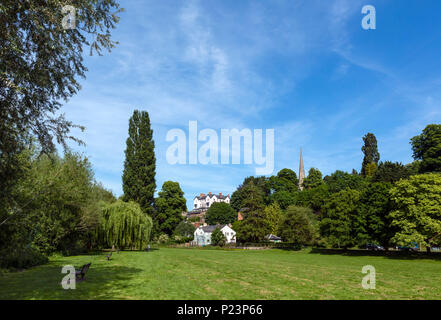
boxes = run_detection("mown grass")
[1,247,440,300]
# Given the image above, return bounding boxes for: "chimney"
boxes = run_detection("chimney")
[209,192,212,196]
[219,192,222,196]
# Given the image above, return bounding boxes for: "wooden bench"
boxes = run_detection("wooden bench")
[75,263,91,282]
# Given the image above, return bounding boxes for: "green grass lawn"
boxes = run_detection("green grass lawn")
[1,247,441,300]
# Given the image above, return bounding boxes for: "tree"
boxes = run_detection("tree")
[240,182,266,216]
[122,110,156,214]
[0,0,122,188]
[10,152,108,255]
[364,162,377,178]
[278,206,318,244]
[270,169,299,193]
[154,181,187,236]
[263,203,283,235]
[98,200,152,250]
[205,202,236,225]
[211,227,226,246]
[320,189,362,248]
[389,174,441,251]
[234,181,269,242]
[230,190,243,212]
[405,161,421,176]
[234,217,269,243]
[293,184,331,214]
[270,190,295,210]
[174,221,195,239]
[230,176,271,211]
[303,168,323,189]
[324,170,367,193]
[361,133,380,177]
[372,161,411,183]
[411,124,441,173]
[357,182,394,248]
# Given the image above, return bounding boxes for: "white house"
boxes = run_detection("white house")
[193,192,230,209]
[193,225,236,246]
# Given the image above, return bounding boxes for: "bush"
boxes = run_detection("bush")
[211,228,227,246]
[174,221,195,239]
[0,246,48,270]
[157,234,170,244]
[173,235,193,244]
[278,206,318,245]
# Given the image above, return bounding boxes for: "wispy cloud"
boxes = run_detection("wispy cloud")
[61,0,441,207]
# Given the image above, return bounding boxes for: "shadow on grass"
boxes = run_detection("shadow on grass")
[0,262,144,300]
[309,247,441,261]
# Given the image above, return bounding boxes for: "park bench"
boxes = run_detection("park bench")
[106,251,112,260]
[75,263,91,282]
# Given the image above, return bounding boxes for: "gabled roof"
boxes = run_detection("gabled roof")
[199,224,227,233]
[194,193,230,200]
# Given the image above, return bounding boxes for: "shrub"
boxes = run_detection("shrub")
[174,221,195,239]
[157,234,170,244]
[0,246,48,270]
[279,206,318,245]
[211,228,227,246]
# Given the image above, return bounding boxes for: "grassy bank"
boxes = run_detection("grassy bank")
[1,247,440,299]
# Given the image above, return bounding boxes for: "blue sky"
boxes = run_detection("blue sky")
[63,0,441,208]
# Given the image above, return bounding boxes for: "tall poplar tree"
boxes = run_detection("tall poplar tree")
[361,133,380,177]
[122,110,156,215]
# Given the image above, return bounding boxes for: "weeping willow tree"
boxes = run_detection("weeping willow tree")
[97,200,152,250]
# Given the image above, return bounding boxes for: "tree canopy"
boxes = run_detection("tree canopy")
[122,110,156,215]
[97,200,152,250]
[361,133,380,177]
[211,227,227,246]
[174,221,196,239]
[154,181,186,236]
[320,189,361,248]
[389,174,441,249]
[411,124,441,173]
[303,168,323,189]
[205,202,237,225]
[372,161,412,183]
[357,182,394,247]
[278,206,318,245]
[0,0,122,156]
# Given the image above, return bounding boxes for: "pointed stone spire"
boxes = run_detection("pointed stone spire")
[299,148,305,191]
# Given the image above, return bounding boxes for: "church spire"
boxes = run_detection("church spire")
[299,148,305,190]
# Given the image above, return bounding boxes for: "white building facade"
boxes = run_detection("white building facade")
[193,225,236,246]
[193,192,230,209]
